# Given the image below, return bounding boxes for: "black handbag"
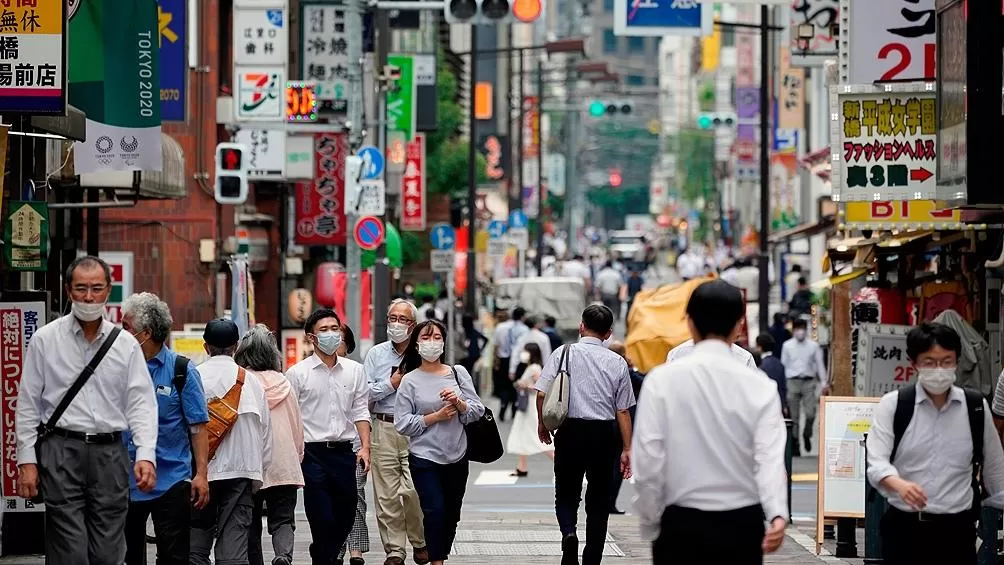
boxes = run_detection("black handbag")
[451,366,504,464]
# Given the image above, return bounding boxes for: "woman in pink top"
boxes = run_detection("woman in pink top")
[235,324,305,565]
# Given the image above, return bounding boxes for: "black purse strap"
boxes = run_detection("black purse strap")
[40,326,122,433]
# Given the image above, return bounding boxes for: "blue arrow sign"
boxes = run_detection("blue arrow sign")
[356,146,385,180]
[430,223,456,250]
[508,210,528,230]
[487,220,507,240]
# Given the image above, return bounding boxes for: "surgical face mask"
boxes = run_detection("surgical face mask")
[418,340,445,362]
[519,351,531,364]
[918,367,956,394]
[131,331,149,348]
[72,301,106,322]
[387,322,411,344]
[793,329,807,341]
[314,331,342,356]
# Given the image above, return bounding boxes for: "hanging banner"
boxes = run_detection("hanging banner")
[230,255,250,336]
[386,54,416,140]
[3,201,50,272]
[770,152,801,230]
[788,0,839,67]
[0,294,47,512]
[70,0,162,173]
[613,0,713,37]
[300,2,348,112]
[778,48,805,129]
[0,0,67,114]
[935,1,965,199]
[830,82,937,202]
[844,0,935,84]
[400,133,426,231]
[295,132,348,245]
[157,0,187,121]
[735,86,759,181]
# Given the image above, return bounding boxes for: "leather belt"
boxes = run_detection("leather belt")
[373,413,394,423]
[307,440,352,450]
[49,427,122,444]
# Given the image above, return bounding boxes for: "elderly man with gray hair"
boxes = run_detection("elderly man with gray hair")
[121,292,211,565]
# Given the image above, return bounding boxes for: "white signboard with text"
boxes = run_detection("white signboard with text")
[233,7,288,66]
[235,129,287,179]
[854,324,915,397]
[844,0,935,84]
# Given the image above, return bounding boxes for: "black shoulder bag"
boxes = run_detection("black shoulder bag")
[451,366,504,464]
[32,326,122,502]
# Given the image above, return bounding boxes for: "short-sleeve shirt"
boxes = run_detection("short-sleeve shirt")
[124,346,209,501]
[534,337,636,420]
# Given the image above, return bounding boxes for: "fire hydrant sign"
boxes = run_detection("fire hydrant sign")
[3,201,49,271]
[830,82,937,202]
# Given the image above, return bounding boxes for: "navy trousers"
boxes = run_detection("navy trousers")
[301,442,358,565]
[409,455,469,562]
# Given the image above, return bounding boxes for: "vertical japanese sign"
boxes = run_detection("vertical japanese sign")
[935,1,965,196]
[1,297,46,512]
[735,87,759,181]
[3,201,49,271]
[612,0,713,37]
[230,255,250,336]
[846,0,935,83]
[70,0,162,173]
[479,134,509,181]
[778,48,805,129]
[770,153,801,229]
[157,0,187,121]
[400,133,426,231]
[300,2,348,113]
[386,54,415,140]
[295,132,347,246]
[855,325,914,396]
[0,0,66,114]
[830,83,937,202]
[234,128,287,179]
[522,95,540,217]
[233,0,287,122]
[789,0,839,66]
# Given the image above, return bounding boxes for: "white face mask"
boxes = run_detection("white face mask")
[519,351,531,364]
[387,322,411,344]
[918,367,956,394]
[793,329,807,341]
[314,331,342,356]
[72,301,106,322]
[418,340,445,362]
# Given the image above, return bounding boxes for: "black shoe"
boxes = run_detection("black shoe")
[271,558,292,565]
[349,558,366,565]
[511,469,528,477]
[792,443,801,457]
[804,437,812,453]
[561,534,579,565]
[609,507,625,515]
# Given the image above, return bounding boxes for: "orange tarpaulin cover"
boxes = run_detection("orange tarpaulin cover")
[625,276,716,373]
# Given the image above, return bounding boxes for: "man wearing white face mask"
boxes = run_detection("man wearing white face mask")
[866,322,1004,565]
[364,300,429,565]
[287,308,371,565]
[780,318,828,455]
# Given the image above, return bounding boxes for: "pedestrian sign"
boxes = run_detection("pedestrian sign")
[356,146,384,180]
[354,216,385,251]
[430,223,456,250]
[487,220,507,240]
[508,210,528,229]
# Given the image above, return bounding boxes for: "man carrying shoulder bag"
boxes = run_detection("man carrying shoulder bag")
[15,256,159,565]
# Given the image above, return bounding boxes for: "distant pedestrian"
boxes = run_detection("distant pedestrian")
[595,262,624,319]
[506,343,554,477]
[788,277,813,319]
[535,305,635,565]
[460,314,488,377]
[605,341,644,515]
[542,316,564,351]
[754,334,789,418]
[336,326,372,565]
[509,316,552,381]
[494,307,528,422]
[767,313,791,358]
[633,280,788,563]
[780,318,828,455]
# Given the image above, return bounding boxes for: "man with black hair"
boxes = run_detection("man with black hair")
[542,316,564,351]
[534,304,635,565]
[633,280,789,563]
[495,307,528,421]
[788,276,812,318]
[781,318,828,455]
[754,333,788,417]
[866,322,1004,565]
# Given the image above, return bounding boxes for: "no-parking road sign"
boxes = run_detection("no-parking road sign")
[354,216,385,251]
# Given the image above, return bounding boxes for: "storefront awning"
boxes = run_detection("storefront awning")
[768,216,836,244]
[78,133,187,200]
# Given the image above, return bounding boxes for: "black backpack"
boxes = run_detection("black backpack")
[889,384,986,515]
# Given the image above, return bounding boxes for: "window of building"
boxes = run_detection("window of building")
[603,29,618,54]
[627,74,646,86]
[604,0,614,12]
[722,28,735,47]
[628,36,645,53]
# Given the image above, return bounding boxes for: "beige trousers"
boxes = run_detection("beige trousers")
[371,417,426,558]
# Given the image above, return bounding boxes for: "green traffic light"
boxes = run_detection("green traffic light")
[697,115,712,129]
[589,101,606,117]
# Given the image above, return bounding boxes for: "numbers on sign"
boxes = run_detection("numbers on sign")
[287,87,316,119]
[893,366,916,382]
[878,42,936,81]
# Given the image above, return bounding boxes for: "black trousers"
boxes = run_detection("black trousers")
[554,418,618,565]
[124,480,191,565]
[302,442,358,565]
[409,455,470,562]
[494,357,517,421]
[881,507,976,565]
[653,504,765,564]
[249,485,299,565]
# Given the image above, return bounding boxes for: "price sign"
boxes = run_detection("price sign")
[286,81,318,123]
[846,0,936,83]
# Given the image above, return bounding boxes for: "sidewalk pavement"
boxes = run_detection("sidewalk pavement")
[0,512,859,564]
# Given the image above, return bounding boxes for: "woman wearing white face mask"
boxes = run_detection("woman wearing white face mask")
[394,320,486,565]
[505,343,554,477]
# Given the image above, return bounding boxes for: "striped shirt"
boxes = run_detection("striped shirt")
[534,337,636,421]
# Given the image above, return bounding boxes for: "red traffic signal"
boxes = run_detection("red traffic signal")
[609,170,622,187]
[221,148,243,171]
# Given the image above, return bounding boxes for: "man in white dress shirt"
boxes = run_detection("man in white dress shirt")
[509,315,552,379]
[191,319,272,565]
[288,308,371,565]
[780,318,828,455]
[15,255,159,565]
[633,280,788,563]
[866,322,1004,565]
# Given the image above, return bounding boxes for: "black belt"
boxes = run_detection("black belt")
[887,506,973,524]
[373,413,394,424]
[306,440,353,452]
[48,427,122,444]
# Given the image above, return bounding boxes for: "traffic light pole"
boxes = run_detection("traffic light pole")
[534,57,545,275]
[465,23,479,316]
[345,0,365,359]
[757,4,770,335]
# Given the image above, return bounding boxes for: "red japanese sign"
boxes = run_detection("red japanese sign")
[1,308,21,499]
[400,134,426,232]
[295,132,348,246]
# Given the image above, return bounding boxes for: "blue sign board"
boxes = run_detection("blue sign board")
[508,210,528,229]
[487,220,507,240]
[430,223,456,250]
[613,0,712,37]
[357,146,385,180]
[158,0,187,122]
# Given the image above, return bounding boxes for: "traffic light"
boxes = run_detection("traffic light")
[696,112,736,129]
[214,142,248,205]
[586,99,633,118]
[609,169,622,187]
[444,0,543,24]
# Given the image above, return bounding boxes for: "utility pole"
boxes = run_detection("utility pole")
[465,24,479,316]
[534,57,545,275]
[372,7,392,343]
[562,0,579,254]
[345,0,365,357]
[756,4,771,335]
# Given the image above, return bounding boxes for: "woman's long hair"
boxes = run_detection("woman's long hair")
[522,342,543,366]
[401,319,448,374]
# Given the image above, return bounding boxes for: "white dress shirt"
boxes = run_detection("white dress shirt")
[665,338,756,368]
[288,354,369,444]
[16,315,158,465]
[633,340,788,540]
[509,328,552,376]
[493,319,515,358]
[866,385,1004,514]
[198,356,272,483]
[780,337,827,383]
